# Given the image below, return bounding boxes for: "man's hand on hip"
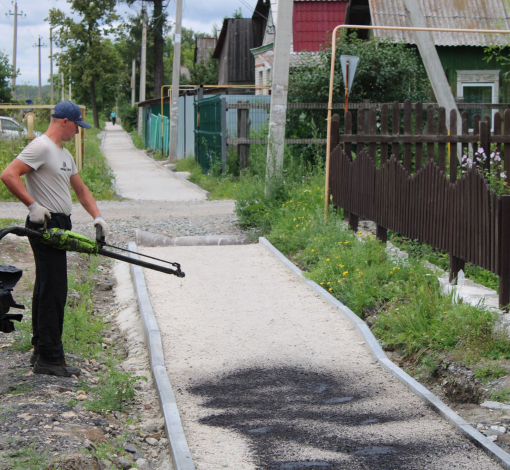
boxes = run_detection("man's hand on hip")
[28,202,51,224]
[94,216,108,237]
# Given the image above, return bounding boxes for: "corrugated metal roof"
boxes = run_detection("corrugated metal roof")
[369,0,510,46]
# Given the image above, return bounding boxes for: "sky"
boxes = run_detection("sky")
[0,0,259,90]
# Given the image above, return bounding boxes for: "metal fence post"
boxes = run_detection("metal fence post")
[237,100,250,170]
[221,97,227,174]
[499,196,510,307]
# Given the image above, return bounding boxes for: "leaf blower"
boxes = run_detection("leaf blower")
[0,224,185,332]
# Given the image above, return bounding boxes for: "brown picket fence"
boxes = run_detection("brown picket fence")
[329,100,510,307]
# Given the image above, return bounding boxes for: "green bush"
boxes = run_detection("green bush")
[118,104,138,134]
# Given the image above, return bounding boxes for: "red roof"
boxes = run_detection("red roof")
[293,1,348,52]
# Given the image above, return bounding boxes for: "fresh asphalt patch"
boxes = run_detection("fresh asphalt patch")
[189,366,462,469]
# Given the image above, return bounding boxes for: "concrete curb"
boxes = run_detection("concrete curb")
[136,229,252,247]
[125,132,210,198]
[127,242,195,470]
[259,236,510,470]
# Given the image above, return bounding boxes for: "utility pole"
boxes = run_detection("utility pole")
[33,35,47,101]
[49,25,62,103]
[403,0,461,139]
[131,59,136,107]
[5,1,26,99]
[138,6,147,136]
[168,0,183,161]
[68,73,71,101]
[265,0,294,194]
[61,71,64,101]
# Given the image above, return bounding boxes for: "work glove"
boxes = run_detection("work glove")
[28,202,51,224]
[94,216,109,237]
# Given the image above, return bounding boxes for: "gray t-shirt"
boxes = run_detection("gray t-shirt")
[17,134,78,215]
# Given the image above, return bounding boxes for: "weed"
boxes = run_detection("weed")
[8,382,34,395]
[0,218,23,229]
[491,388,510,402]
[474,365,508,383]
[4,443,51,469]
[84,369,147,413]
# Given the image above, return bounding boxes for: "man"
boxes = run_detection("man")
[110,111,116,126]
[0,101,108,378]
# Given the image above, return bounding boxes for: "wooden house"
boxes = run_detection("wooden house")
[212,18,264,85]
[194,37,217,65]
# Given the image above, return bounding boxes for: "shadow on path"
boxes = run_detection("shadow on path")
[189,366,449,469]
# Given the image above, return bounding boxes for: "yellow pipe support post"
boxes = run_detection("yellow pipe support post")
[324,24,510,220]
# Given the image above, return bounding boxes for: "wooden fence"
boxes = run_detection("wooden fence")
[329,100,510,307]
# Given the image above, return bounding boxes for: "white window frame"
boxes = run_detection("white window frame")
[457,70,500,131]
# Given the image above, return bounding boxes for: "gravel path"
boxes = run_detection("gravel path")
[140,243,502,469]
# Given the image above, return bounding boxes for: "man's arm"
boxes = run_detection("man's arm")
[0,159,35,207]
[70,173,101,218]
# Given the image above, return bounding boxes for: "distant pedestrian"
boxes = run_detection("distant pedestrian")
[110,111,116,126]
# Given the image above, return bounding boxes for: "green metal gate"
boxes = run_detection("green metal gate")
[194,94,226,174]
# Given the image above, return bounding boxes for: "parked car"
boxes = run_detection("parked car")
[0,116,40,141]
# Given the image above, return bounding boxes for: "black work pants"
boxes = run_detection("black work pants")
[26,213,72,361]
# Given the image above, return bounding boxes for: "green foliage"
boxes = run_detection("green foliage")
[0,218,22,229]
[129,130,144,150]
[73,116,117,201]
[459,145,510,195]
[4,444,50,469]
[118,101,138,134]
[184,57,219,86]
[490,388,510,402]
[0,138,28,201]
[0,51,13,103]
[289,33,431,104]
[83,369,146,413]
[389,232,500,292]
[474,364,508,383]
[372,276,505,362]
[49,0,121,127]
[173,157,238,199]
[63,255,105,358]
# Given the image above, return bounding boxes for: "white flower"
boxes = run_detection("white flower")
[501,172,507,178]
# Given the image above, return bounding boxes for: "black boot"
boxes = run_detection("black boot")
[33,356,81,377]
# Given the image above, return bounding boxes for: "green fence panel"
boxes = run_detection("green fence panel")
[194,94,223,173]
[147,114,169,156]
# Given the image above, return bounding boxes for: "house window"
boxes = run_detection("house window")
[457,70,500,130]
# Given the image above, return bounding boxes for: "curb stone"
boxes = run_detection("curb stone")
[259,236,510,470]
[136,230,251,247]
[128,242,195,470]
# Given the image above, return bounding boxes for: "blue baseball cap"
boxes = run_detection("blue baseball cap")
[51,101,91,129]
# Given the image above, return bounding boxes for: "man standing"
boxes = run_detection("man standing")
[0,101,108,377]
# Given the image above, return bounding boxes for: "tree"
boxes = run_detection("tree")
[48,0,120,128]
[289,33,431,104]
[0,52,13,103]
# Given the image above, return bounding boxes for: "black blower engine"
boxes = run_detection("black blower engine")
[0,265,25,333]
